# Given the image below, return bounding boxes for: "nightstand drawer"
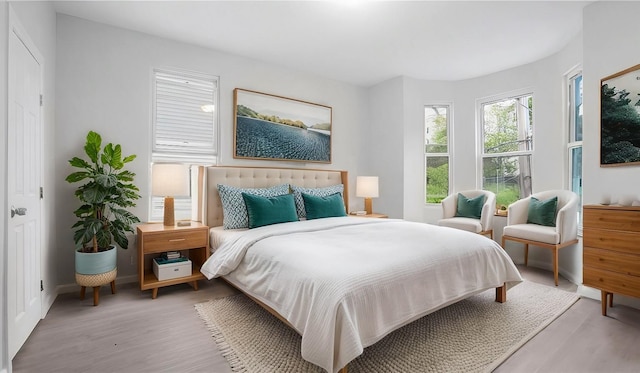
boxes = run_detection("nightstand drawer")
[143,230,208,253]
[584,247,640,276]
[583,229,640,254]
[584,266,640,298]
[583,208,640,232]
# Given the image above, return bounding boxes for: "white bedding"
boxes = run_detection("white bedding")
[201,217,523,373]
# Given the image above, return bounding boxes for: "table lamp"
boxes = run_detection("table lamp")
[356,176,379,215]
[152,163,190,226]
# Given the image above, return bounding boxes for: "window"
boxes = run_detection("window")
[567,69,583,223]
[150,68,219,222]
[424,105,450,203]
[480,93,533,208]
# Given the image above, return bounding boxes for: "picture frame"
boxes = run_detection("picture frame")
[233,88,332,163]
[600,63,640,167]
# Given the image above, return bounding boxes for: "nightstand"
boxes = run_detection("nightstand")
[357,213,388,218]
[137,222,209,299]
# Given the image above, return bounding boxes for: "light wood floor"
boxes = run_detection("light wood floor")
[12,265,640,372]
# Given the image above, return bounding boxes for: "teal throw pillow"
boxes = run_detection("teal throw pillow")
[455,193,485,219]
[291,184,344,219]
[527,196,558,227]
[302,192,347,220]
[241,193,298,229]
[218,184,290,229]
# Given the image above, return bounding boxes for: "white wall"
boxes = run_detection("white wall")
[55,15,368,287]
[581,1,640,309]
[367,77,405,218]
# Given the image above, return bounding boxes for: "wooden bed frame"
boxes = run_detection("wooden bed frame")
[201,165,507,373]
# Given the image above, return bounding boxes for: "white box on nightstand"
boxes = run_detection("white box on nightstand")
[152,258,192,281]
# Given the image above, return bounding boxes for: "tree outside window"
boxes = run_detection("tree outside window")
[481,94,533,208]
[425,105,450,203]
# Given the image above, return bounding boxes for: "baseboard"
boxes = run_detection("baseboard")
[41,290,57,318]
[56,274,138,295]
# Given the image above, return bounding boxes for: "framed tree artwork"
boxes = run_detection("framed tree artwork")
[233,88,332,163]
[601,63,640,166]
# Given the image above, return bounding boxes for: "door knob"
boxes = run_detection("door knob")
[10,206,27,218]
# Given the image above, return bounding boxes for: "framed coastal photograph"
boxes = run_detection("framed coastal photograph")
[233,88,332,163]
[601,63,640,167]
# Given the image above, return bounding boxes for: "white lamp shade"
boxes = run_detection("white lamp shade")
[151,163,190,197]
[356,176,379,198]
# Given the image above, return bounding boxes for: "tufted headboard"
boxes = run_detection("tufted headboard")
[202,166,349,228]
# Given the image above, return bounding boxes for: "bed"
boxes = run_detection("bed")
[199,166,523,373]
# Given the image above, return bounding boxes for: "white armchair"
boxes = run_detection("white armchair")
[438,190,496,238]
[501,190,579,286]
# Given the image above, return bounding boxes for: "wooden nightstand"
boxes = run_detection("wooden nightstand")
[353,213,388,218]
[137,222,209,299]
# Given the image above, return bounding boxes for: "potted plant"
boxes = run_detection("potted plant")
[66,131,141,305]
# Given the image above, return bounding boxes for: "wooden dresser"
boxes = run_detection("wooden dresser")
[583,205,640,315]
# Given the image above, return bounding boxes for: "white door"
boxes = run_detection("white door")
[7,12,43,360]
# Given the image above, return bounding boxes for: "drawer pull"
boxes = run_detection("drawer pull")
[169,238,186,242]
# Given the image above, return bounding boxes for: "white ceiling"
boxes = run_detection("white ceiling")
[52,1,589,87]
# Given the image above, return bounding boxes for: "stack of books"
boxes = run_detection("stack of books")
[154,251,188,265]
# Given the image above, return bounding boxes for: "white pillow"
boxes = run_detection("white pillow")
[217,184,290,229]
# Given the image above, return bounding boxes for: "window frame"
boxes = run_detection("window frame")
[566,66,583,229]
[424,103,453,205]
[149,67,220,222]
[477,89,534,209]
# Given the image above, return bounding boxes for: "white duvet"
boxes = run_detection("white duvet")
[201,217,522,373]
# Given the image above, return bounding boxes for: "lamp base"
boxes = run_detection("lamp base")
[364,198,373,215]
[163,196,175,226]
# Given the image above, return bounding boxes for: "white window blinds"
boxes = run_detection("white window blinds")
[153,69,218,161]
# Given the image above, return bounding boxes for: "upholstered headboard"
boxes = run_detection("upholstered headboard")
[203,166,349,228]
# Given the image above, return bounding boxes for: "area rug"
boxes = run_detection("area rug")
[195,280,579,373]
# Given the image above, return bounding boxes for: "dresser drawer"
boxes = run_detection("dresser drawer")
[142,229,208,253]
[583,208,640,232]
[583,228,640,254]
[584,247,640,276]
[584,266,640,298]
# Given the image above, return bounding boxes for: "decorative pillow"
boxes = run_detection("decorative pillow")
[217,184,290,229]
[291,184,344,219]
[302,192,347,220]
[455,193,485,219]
[241,193,298,229]
[527,196,558,227]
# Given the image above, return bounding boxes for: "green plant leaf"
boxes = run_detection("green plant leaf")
[65,172,90,183]
[123,154,136,163]
[94,228,111,249]
[85,131,102,163]
[111,225,128,249]
[96,174,117,188]
[69,157,91,169]
[112,144,123,169]
[83,187,108,204]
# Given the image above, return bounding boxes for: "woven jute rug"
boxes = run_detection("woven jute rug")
[195,280,579,373]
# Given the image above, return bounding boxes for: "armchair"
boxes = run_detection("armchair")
[438,190,496,239]
[501,190,579,286]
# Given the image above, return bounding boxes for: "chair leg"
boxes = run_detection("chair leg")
[80,286,86,300]
[553,246,559,286]
[524,243,529,266]
[110,280,116,294]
